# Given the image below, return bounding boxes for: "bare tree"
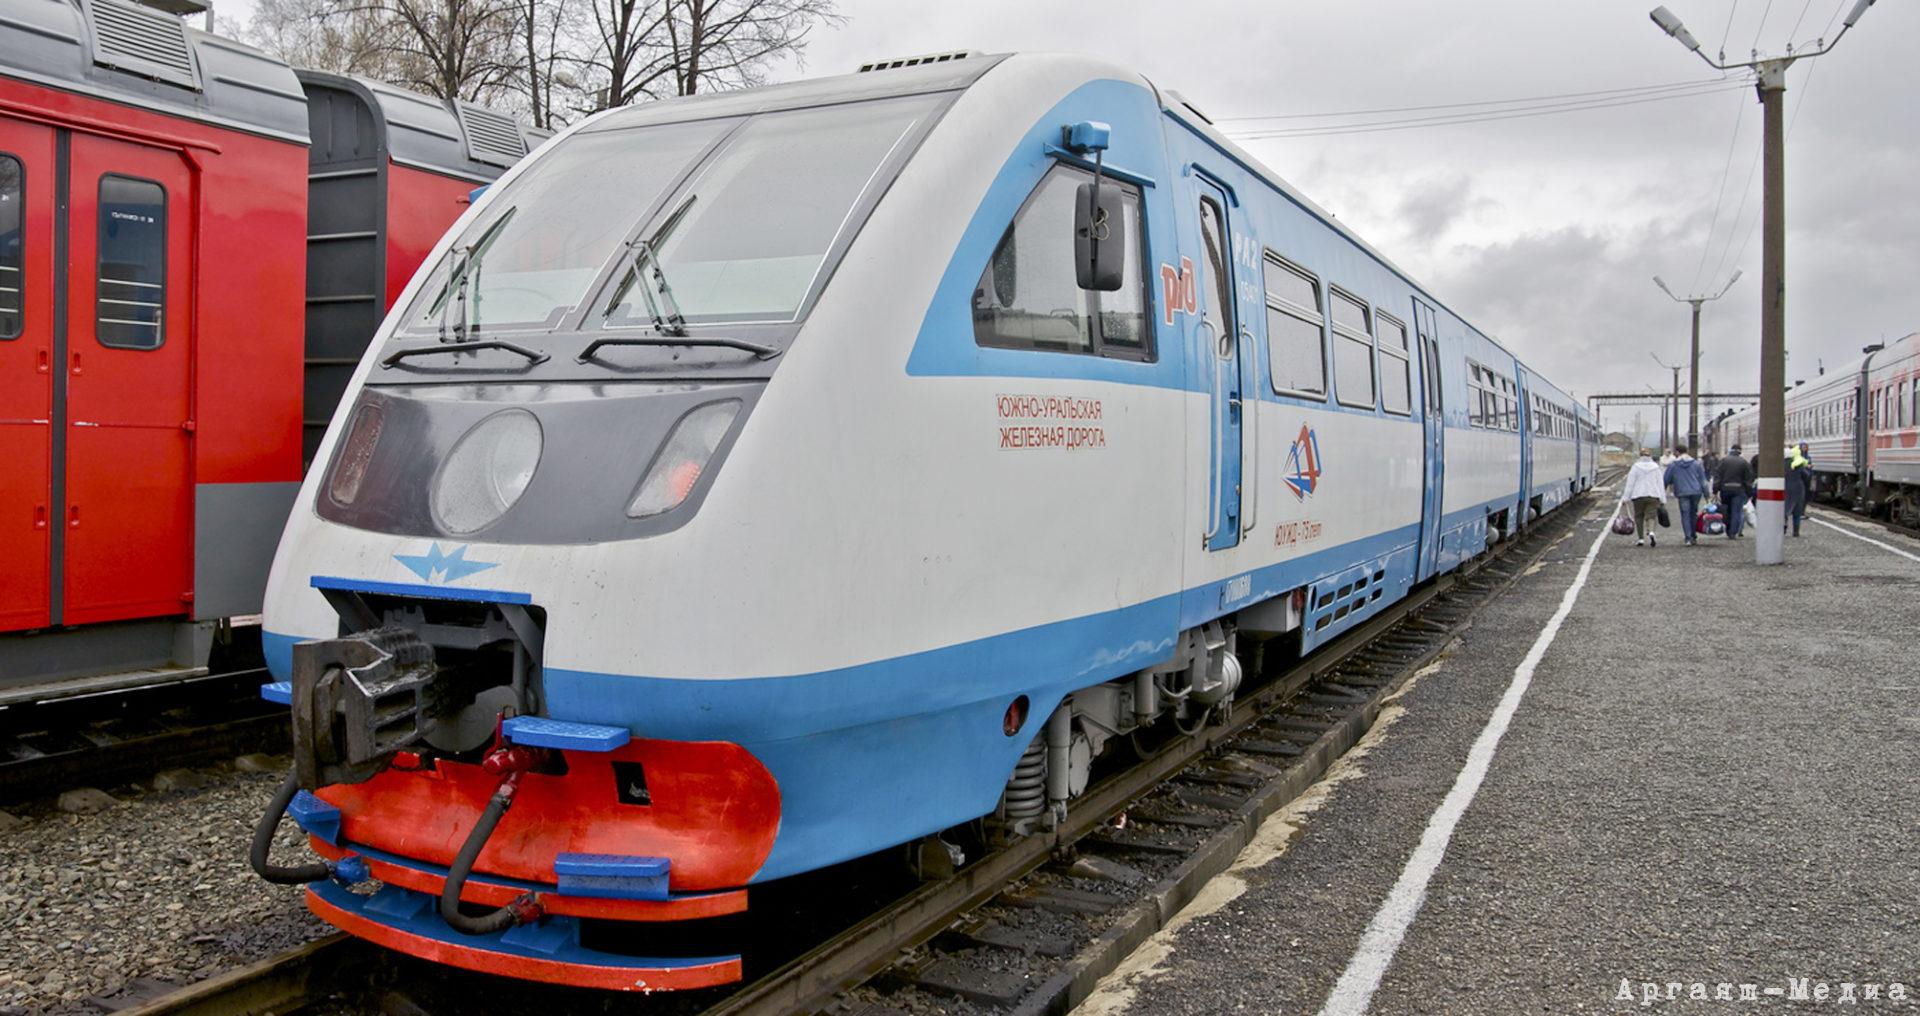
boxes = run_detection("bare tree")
[567,0,838,112]
[658,0,837,96]
[240,0,408,80]
[516,0,575,128]
[368,0,524,103]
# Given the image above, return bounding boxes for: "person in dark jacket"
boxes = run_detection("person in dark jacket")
[1715,444,1755,539]
[1664,445,1711,545]
[1785,443,1813,536]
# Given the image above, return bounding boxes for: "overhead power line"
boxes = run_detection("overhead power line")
[1215,76,1733,124]
[1223,81,1745,141]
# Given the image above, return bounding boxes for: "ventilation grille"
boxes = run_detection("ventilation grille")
[858,50,978,73]
[88,0,199,91]
[454,101,528,168]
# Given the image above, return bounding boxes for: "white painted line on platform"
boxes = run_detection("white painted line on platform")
[1808,516,1920,564]
[1315,498,1614,1016]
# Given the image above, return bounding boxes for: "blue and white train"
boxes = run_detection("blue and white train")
[250,52,1598,990]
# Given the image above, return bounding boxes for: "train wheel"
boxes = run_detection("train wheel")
[1888,492,1920,529]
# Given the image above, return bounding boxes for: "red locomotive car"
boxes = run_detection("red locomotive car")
[0,0,541,695]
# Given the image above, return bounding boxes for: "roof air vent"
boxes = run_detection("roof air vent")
[454,101,529,168]
[87,0,200,91]
[858,50,980,72]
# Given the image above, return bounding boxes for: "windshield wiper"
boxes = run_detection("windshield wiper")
[383,340,551,369]
[434,208,517,344]
[608,195,696,336]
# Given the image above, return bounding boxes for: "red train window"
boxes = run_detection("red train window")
[0,154,20,340]
[96,174,166,350]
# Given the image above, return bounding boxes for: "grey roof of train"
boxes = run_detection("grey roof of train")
[0,0,307,142]
[582,51,1007,133]
[297,70,551,182]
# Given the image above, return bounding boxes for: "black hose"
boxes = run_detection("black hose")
[439,782,536,935]
[250,772,333,885]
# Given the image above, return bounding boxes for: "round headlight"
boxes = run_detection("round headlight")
[432,409,542,534]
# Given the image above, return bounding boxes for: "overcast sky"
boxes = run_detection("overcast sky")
[224,0,1917,436]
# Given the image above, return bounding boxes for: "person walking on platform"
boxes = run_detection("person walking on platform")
[1715,444,1755,539]
[1625,448,1667,547]
[1665,444,1710,545]
[1786,443,1813,537]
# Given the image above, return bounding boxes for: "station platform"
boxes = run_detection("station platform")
[1079,493,1920,1014]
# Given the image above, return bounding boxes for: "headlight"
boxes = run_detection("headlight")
[626,400,739,518]
[327,404,384,506]
[432,409,543,534]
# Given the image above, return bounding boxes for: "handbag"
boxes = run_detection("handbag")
[1657,504,1671,528]
[1611,508,1636,535]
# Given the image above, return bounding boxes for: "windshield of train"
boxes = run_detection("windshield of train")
[602,94,935,326]
[403,119,725,334]
[397,93,940,338]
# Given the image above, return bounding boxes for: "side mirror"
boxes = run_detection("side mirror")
[1075,182,1124,292]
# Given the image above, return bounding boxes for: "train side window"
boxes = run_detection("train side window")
[1261,253,1326,398]
[0,155,19,340]
[96,175,166,350]
[1377,312,1410,415]
[972,165,1150,360]
[1329,288,1374,409]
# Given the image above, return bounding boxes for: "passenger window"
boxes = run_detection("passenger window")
[973,165,1150,359]
[96,175,166,350]
[0,155,20,340]
[1377,312,1410,415]
[1329,289,1374,409]
[1198,197,1232,352]
[1262,254,1326,397]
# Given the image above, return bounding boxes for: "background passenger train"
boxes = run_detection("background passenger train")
[0,0,541,692]
[252,52,1595,990]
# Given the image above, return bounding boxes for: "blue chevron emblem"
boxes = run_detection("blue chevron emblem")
[393,543,498,585]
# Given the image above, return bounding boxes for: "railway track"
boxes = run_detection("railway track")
[112,473,1618,1016]
[0,664,289,804]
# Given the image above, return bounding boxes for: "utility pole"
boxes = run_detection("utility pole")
[1649,0,1879,565]
[1652,356,1684,451]
[1653,271,1740,452]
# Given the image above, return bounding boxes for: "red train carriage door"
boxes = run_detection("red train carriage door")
[61,135,194,625]
[0,119,55,630]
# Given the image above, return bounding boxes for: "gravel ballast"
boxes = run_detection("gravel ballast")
[0,762,328,1013]
[1079,500,1920,1014]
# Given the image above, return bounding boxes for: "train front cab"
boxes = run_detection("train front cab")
[0,0,307,689]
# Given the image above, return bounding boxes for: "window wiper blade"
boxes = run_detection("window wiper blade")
[433,208,517,344]
[577,336,780,363]
[607,195,696,336]
[382,340,551,369]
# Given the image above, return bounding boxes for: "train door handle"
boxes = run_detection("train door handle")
[33,505,47,530]
[37,348,50,374]
[68,505,80,529]
[69,351,83,375]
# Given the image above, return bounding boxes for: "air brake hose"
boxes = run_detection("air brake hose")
[440,773,542,935]
[250,771,334,885]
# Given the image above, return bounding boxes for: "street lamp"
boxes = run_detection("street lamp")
[1647,1,1877,565]
[1652,270,1740,454]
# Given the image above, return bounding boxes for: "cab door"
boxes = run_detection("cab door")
[0,118,55,630]
[1413,300,1444,580]
[62,134,194,625]
[1194,177,1244,551]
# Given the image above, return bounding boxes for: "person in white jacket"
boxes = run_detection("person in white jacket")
[1623,448,1668,547]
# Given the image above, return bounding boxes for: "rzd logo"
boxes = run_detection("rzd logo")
[1285,424,1321,499]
